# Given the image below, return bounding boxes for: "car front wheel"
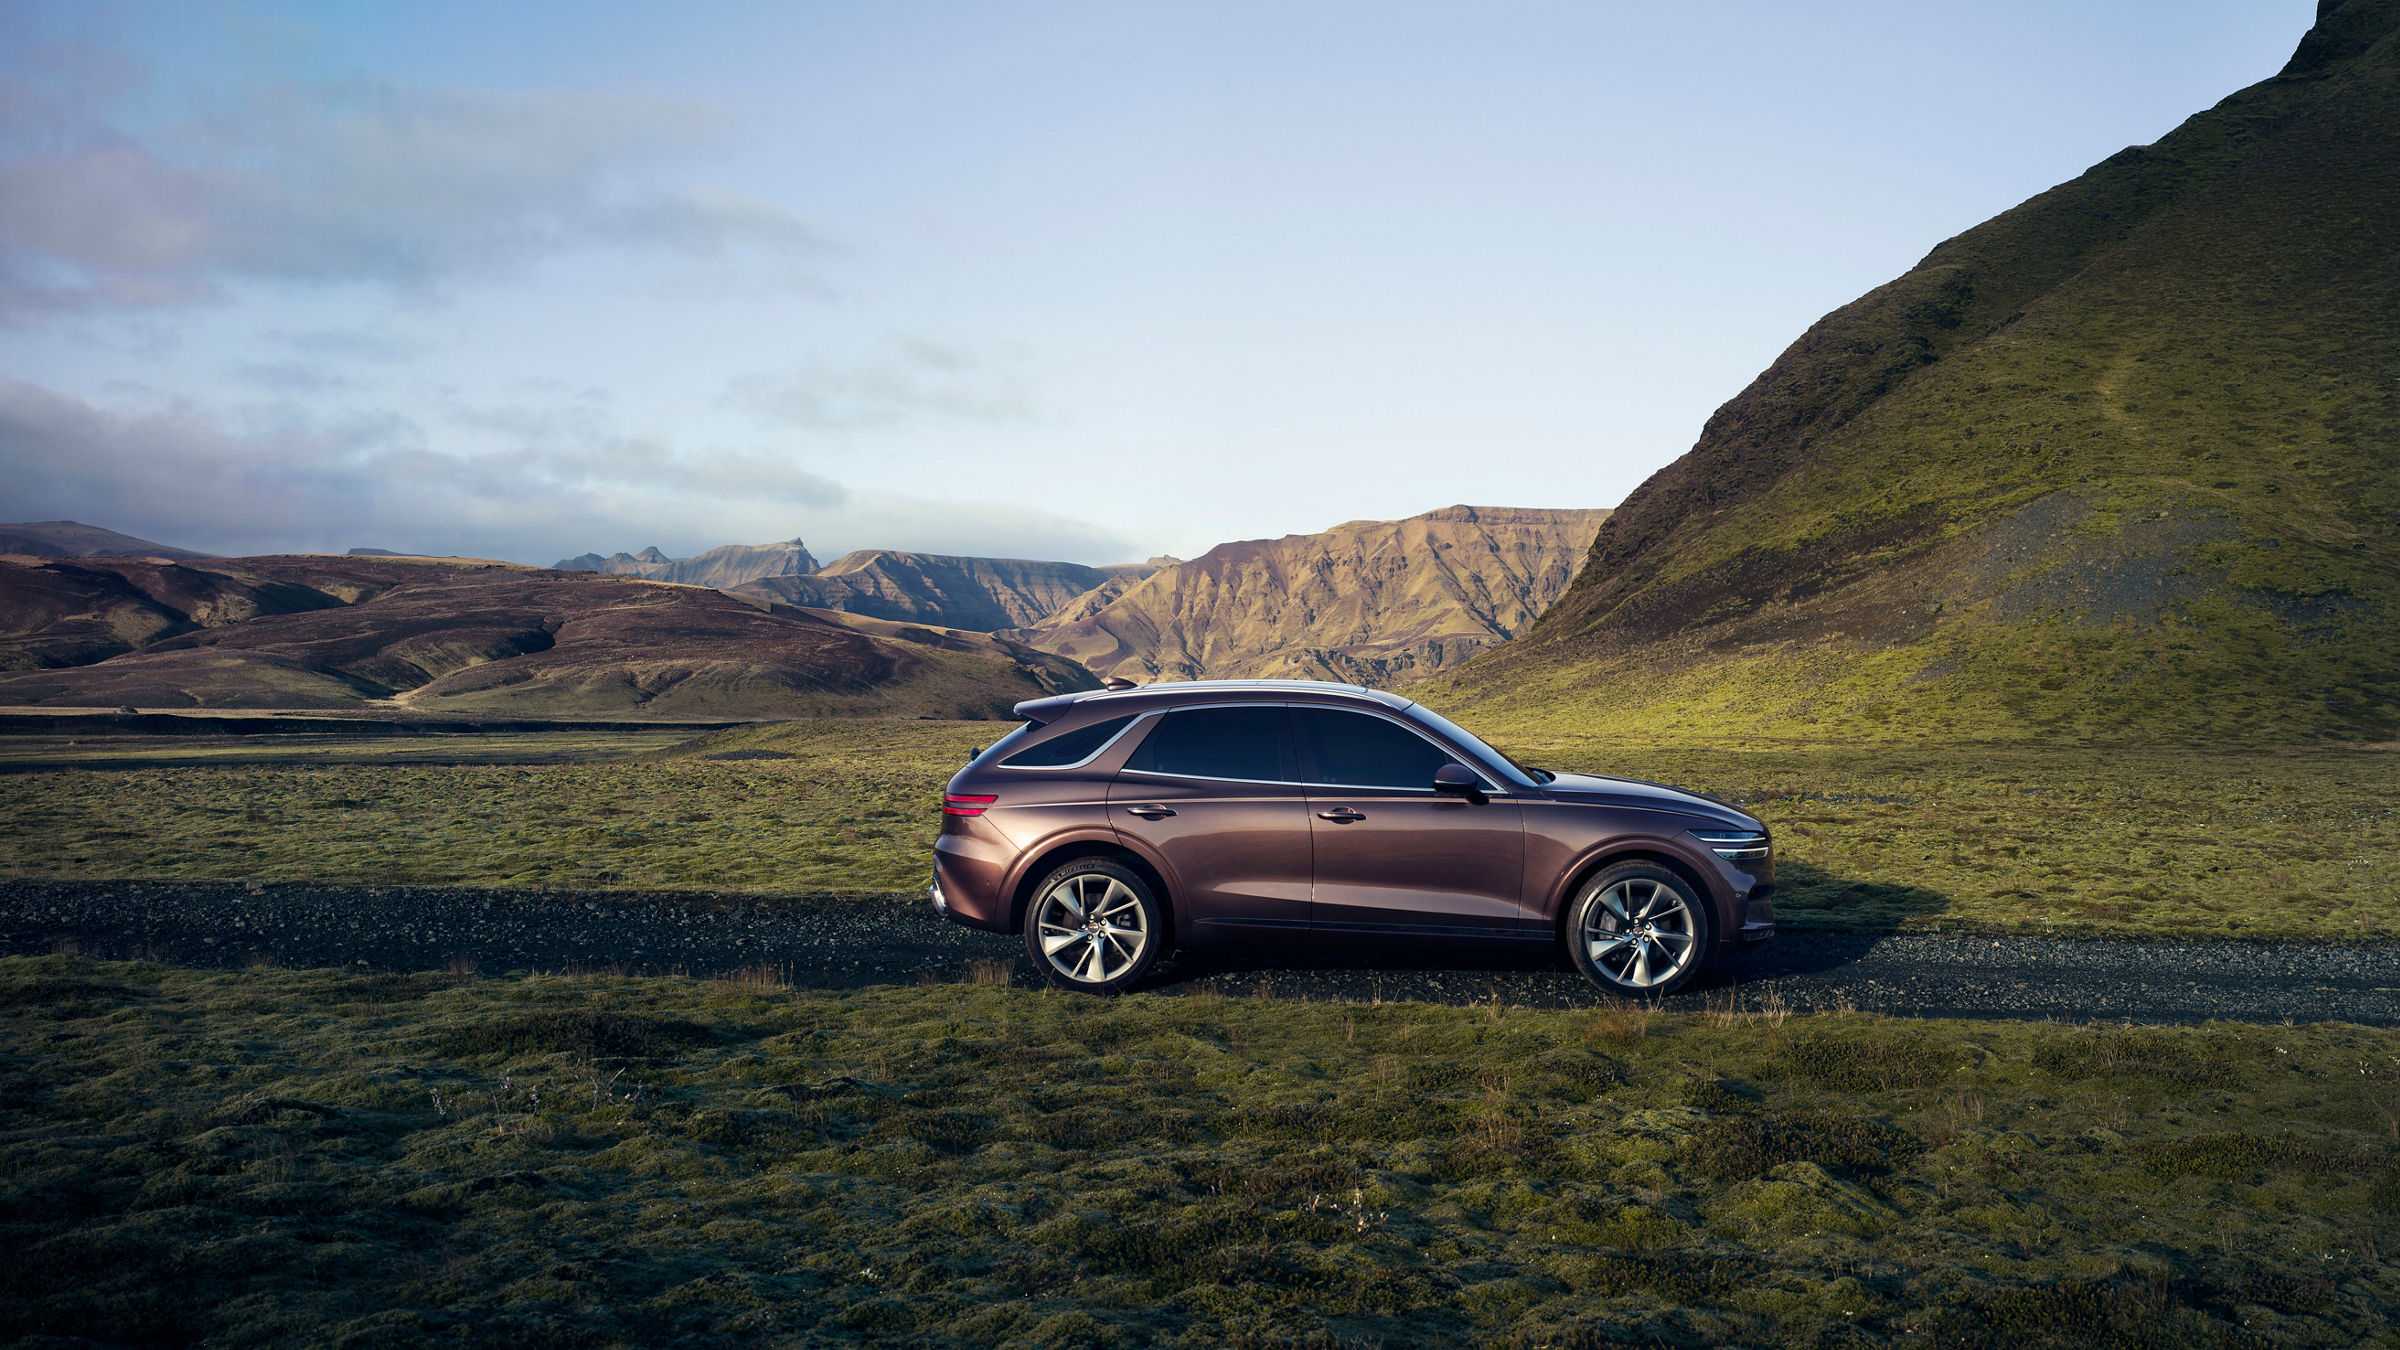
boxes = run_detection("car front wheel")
[1022,859,1163,994]
[1565,862,1713,998]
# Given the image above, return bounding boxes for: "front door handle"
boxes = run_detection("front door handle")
[1316,807,1366,823]
[1125,805,1176,820]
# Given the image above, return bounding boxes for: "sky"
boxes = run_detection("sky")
[0,0,2317,566]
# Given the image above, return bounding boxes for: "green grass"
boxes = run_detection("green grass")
[0,721,975,893]
[2,956,2393,1346]
[2,720,2392,942]
[1479,735,2400,941]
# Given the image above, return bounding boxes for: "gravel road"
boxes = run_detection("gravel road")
[5,879,2395,1025]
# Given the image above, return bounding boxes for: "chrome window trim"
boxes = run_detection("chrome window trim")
[996,711,1150,772]
[1287,704,1503,795]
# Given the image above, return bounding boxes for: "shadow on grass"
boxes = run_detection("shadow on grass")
[1135,862,1954,998]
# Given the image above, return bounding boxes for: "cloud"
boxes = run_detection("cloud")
[0,69,829,319]
[723,335,1037,430]
[267,326,430,363]
[233,360,350,394]
[0,377,1138,565]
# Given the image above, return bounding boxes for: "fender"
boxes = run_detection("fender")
[1542,830,1742,936]
[1000,823,1177,930]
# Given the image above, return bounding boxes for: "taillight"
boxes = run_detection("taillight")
[944,793,998,817]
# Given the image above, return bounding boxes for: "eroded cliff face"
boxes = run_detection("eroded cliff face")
[1012,506,1611,687]
[735,552,1150,631]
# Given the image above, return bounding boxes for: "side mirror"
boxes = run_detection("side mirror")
[1432,763,1487,804]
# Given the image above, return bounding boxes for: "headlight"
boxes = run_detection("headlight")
[1690,829,1770,861]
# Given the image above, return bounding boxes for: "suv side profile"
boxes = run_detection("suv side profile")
[933,680,1772,997]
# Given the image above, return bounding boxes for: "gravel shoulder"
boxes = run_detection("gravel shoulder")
[4,879,2395,1025]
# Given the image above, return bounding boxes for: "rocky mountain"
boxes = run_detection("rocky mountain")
[553,537,820,588]
[734,552,1160,631]
[0,520,212,560]
[1433,0,2400,743]
[0,555,1093,719]
[1013,506,1611,687]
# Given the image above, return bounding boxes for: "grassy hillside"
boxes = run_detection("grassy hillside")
[1436,0,2400,743]
[3,958,2393,1346]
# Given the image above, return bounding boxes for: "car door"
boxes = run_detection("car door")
[1108,704,1313,943]
[1291,705,1531,938]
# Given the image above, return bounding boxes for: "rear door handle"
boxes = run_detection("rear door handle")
[1125,805,1176,820]
[1316,808,1366,823]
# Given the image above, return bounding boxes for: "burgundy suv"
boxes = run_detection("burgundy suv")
[933,680,1772,997]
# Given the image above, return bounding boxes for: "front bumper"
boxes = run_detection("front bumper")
[1737,883,1775,945]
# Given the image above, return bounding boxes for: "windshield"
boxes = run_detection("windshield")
[1405,705,1545,787]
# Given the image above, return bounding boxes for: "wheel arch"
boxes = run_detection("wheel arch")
[1550,847,1723,951]
[1010,839,1176,945]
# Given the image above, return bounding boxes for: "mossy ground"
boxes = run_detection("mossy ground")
[2,956,2392,1346]
[1,720,2391,941]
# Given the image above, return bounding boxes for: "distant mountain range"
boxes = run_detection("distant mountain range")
[1437,0,2400,742]
[550,508,1606,689]
[0,554,1092,718]
[0,521,212,560]
[0,504,1608,716]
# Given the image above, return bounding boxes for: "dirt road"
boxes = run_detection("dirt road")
[4,879,2394,1024]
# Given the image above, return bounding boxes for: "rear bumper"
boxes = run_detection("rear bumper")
[932,835,1011,932]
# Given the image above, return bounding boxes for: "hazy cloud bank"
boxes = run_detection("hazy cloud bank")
[0,377,1139,565]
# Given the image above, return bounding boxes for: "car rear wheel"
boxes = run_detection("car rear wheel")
[1023,859,1163,994]
[1565,862,1713,998]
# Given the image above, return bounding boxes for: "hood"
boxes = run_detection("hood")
[1539,771,1761,830]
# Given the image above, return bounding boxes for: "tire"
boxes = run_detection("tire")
[1564,861,1714,998]
[1022,858,1165,994]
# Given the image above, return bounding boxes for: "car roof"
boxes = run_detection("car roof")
[1013,678,1413,723]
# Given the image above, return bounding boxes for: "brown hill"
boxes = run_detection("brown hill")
[1435,0,2400,743]
[1013,505,1611,687]
[0,520,213,560]
[735,551,1155,631]
[553,537,820,588]
[0,555,1094,719]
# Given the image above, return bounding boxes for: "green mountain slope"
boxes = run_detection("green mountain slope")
[1435,0,2400,743]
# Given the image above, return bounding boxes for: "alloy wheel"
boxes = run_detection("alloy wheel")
[1582,877,1698,990]
[1034,872,1150,984]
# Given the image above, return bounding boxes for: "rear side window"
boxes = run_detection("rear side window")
[1292,707,1466,790]
[1001,715,1137,768]
[1125,706,1292,782]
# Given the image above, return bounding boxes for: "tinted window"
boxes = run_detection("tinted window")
[1293,708,1462,790]
[1126,706,1291,782]
[971,723,1035,764]
[1001,715,1137,768]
